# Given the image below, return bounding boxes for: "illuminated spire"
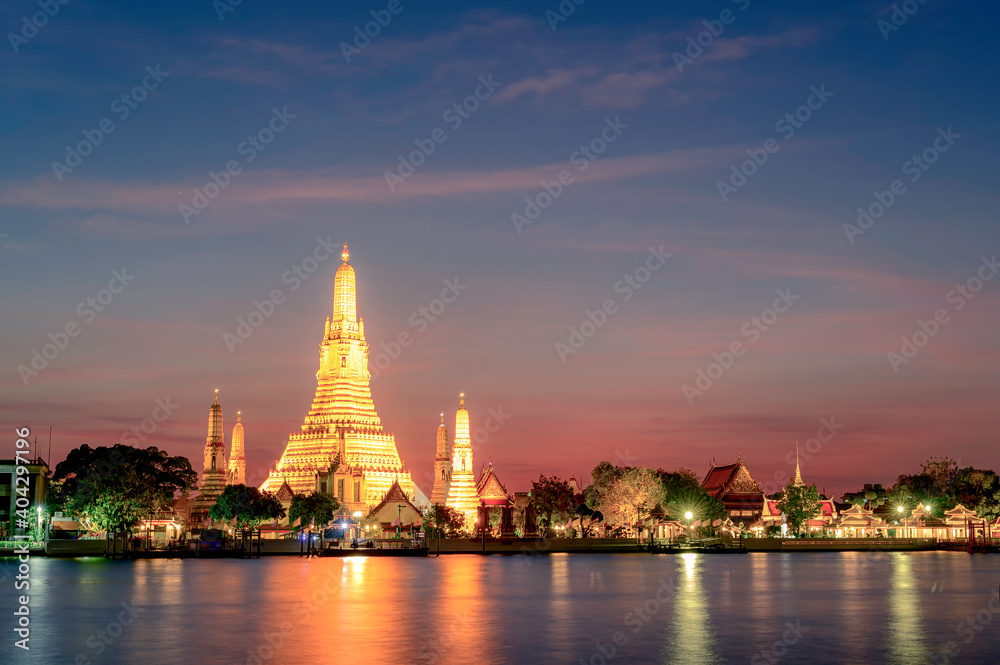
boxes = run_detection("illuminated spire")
[446,392,477,527]
[455,393,469,443]
[190,390,229,524]
[792,441,805,487]
[229,411,246,485]
[431,411,452,506]
[333,242,356,324]
[260,245,414,507]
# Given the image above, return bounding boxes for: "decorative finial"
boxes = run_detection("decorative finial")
[440,413,445,424]
[341,243,350,263]
[459,392,465,408]
[237,411,242,421]
[214,388,219,403]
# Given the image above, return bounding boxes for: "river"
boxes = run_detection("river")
[2,551,998,664]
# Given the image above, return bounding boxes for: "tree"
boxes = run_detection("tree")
[289,492,340,531]
[529,475,575,529]
[574,503,603,537]
[423,505,467,538]
[53,444,197,538]
[656,468,727,532]
[776,484,822,536]
[948,467,1000,521]
[922,456,959,494]
[595,467,665,536]
[210,484,286,536]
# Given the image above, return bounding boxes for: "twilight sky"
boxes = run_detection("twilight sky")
[2,0,998,499]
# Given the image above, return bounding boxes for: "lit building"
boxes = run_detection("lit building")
[228,411,246,485]
[0,457,49,540]
[760,444,838,534]
[701,451,766,524]
[431,414,451,505]
[189,390,229,525]
[369,480,423,537]
[445,393,478,528]
[260,245,413,512]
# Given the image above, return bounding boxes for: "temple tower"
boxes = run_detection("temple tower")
[446,393,478,528]
[260,245,413,511]
[791,442,805,487]
[228,411,246,485]
[431,413,451,505]
[190,390,229,524]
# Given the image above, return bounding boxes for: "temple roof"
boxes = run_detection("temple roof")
[368,480,419,517]
[476,463,511,506]
[701,454,764,499]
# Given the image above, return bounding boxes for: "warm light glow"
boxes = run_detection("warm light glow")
[685,511,693,520]
[260,247,414,506]
[353,511,362,517]
[897,506,904,513]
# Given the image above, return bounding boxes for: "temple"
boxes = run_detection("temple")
[431,414,451,505]
[701,451,766,523]
[228,411,246,485]
[445,393,478,527]
[260,245,414,511]
[759,443,839,533]
[189,390,229,524]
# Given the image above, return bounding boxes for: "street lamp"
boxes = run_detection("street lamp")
[897,505,905,538]
[36,506,42,543]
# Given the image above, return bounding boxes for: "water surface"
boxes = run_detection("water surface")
[3,552,998,664]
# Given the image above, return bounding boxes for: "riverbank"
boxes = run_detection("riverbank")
[7,536,994,558]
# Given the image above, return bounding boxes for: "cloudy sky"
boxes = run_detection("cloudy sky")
[1,0,997,498]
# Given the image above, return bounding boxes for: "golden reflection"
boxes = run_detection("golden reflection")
[665,553,719,665]
[886,553,928,664]
[548,554,572,653]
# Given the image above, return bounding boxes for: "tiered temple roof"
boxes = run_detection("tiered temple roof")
[702,451,766,522]
[260,245,413,508]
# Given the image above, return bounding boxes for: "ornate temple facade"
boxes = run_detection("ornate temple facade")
[701,451,766,524]
[228,411,246,485]
[431,414,451,505]
[189,391,229,524]
[445,394,478,527]
[259,245,413,512]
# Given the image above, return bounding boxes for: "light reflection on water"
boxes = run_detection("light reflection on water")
[2,552,998,665]
[664,552,719,665]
